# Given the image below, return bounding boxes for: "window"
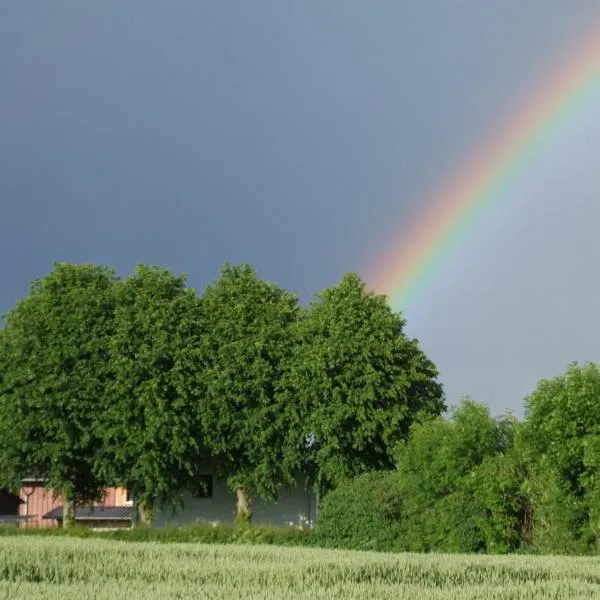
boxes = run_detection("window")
[125,488,134,504]
[191,475,213,499]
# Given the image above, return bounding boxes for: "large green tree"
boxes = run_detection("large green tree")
[0,263,117,526]
[195,264,303,523]
[522,362,600,553]
[95,265,207,524]
[288,273,445,495]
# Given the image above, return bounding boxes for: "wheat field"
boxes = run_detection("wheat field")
[1,536,600,599]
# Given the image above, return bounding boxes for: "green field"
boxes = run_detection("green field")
[1,536,600,599]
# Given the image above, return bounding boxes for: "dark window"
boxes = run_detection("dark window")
[0,490,20,515]
[192,475,213,499]
[126,488,133,503]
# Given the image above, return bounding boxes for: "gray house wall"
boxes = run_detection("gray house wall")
[153,476,317,529]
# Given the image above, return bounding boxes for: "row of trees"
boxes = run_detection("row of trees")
[318,363,600,555]
[0,262,445,525]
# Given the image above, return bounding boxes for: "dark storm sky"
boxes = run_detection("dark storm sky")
[3,2,600,415]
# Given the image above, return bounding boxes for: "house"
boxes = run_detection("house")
[152,474,317,529]
[15,479,134,529]
[5,474,317,529]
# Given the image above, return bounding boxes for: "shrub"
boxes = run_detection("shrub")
[315,471,403,551]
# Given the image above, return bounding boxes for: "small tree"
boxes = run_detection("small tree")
[0,263,117,526]
[315,471,404,551]
[195,264,303,524]
[288,273,445,495]
[95,265,208,525]
[396,399,523,553]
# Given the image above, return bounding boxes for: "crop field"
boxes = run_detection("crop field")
[1,537,600,599]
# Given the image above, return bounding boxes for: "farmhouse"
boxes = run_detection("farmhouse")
[0,480,135,529]
[0,475,316,529]
[152,474,316,529]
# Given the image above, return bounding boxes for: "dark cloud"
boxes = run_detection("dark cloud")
[2,1,599,414]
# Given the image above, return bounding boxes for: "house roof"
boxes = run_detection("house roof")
[43,506,135,521]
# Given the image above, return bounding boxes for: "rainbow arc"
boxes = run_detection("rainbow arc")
[368,27,600,311]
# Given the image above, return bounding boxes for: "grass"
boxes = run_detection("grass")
[0,522,316,546]
[2,536,600,599]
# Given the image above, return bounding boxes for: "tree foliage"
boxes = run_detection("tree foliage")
[521,362,600,553]
[315,471,404,551]
[6,260,588,554]
[396,399,525,553]
[288,273,445,494]
[194,264,303,521]
[0,263,117,524]
[95,265,206,523]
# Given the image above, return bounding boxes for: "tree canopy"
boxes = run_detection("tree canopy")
[193,264,303,522]
[95,265,207,523]
[0,263,117,524]
[288,273,445,494]
[9,261,600,556]
[521,362,600,553]
[396,399,525,553]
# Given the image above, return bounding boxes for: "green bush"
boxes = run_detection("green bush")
[315,471,404,552]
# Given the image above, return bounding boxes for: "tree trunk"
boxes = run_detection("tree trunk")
[137,501,154,527]
[63,497,75,529]
[236,487,252,526]
[520,499,534,546]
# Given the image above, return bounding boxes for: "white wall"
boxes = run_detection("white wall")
[153,476,317,529]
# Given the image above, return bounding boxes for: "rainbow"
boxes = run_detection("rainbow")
[368,27,600,312]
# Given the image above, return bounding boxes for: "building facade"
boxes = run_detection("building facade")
[154,475,316,529]
[17,480,131,528]
[2,475,316,529]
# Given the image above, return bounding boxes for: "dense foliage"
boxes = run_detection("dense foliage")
[395,400,527,554]
[0,262,444,528]
[96,265,207,523]
[2,261,600,557]
[521,362,600,554]
[288,274,444,495]
[317,374,600,556]
[193,264,303,522]
[0,264,117,524]
[315,471,404,551]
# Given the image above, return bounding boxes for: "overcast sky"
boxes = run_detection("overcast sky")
[2,2,600,416]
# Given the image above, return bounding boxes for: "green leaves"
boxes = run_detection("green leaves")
[521,362,600,552]
[314,362,600,555]
[288,273,445,494]
[97,265,206,514]
[0,263,117,504]
[315,471,404,551]
[0,262,447,529]
[194,265,303,509]
[395,399,525,553]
